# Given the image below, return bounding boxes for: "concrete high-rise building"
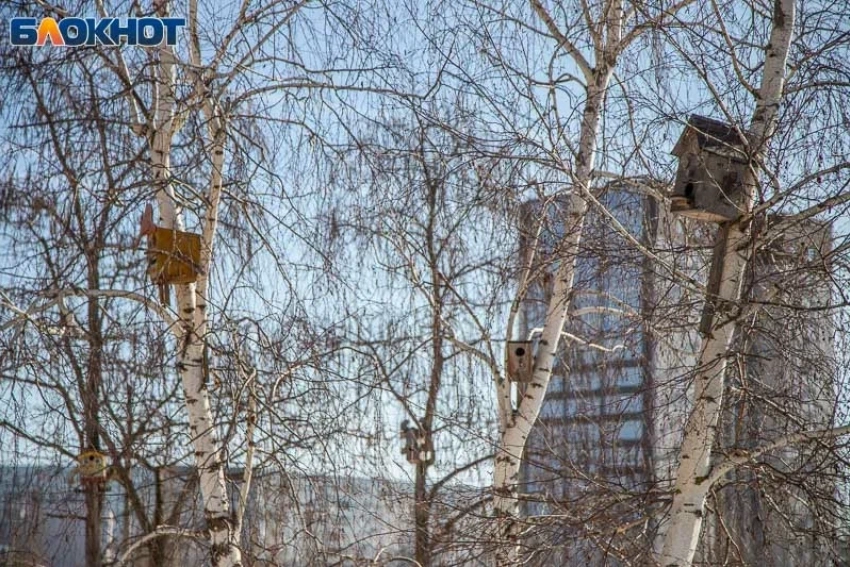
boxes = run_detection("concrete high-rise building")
[519,185,665,565]
[697,217,837,566]
[519,187,837,565]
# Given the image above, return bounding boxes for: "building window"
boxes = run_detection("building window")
[618,420,644,442]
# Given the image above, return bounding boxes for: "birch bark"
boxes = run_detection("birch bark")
[658,1,796,564]
[492,74,607,525]
[492,3,616,562]
[146,27,242,567]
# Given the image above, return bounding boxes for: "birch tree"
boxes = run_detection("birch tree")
[317,103,509,565]
[137,2,243,562]
[658,0,850,563]
[97,0,395,562]
[657,0,790,561]
[1,0,404,564]
[447,1,694,561]
[0,9,201,564]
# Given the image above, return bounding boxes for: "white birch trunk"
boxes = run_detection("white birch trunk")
[148,38,242,567]
[657,1,795,564]
[493,69,610,564]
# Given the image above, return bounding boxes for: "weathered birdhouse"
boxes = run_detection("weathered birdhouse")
[76,449,109,485]
[139,204,202,285]
[670,115,752,222]
[400,421,433,465]
[507,340,535,383]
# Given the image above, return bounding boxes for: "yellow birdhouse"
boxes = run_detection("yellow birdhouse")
[76,449,109,485]
[139,204,202,285]
[146,227,202,285]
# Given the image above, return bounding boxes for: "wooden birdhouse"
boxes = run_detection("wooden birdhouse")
[507,340,535,383]
[147,227,202,285]
[400,420,433,465]
[670,115,752,222]
[76,449,109,486]
[139,204,202,285]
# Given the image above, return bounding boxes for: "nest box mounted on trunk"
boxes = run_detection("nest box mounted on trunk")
[71,449,110,487]
[507,340,535,383]
[670,115,752,222]
[400,420,433,465]
[139,204,201,285]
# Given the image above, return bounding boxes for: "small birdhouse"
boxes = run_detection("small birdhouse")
[400,420,433,465]
[76,449,109,485]
[507,340,535,383]
[670,115,752,222]
[139,204,202,285]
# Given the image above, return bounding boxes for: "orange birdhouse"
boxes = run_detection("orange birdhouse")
[139,204,202,285]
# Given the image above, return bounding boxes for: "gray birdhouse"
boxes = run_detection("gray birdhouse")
[670,115,752,222]
[400,420,433,465]
[507,340,535,383]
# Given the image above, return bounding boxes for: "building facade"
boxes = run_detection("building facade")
[519,186,663,564]
[519,188,838,565]
[697,218,838,566]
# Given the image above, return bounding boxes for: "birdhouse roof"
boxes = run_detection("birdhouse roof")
[671,115,752,160]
